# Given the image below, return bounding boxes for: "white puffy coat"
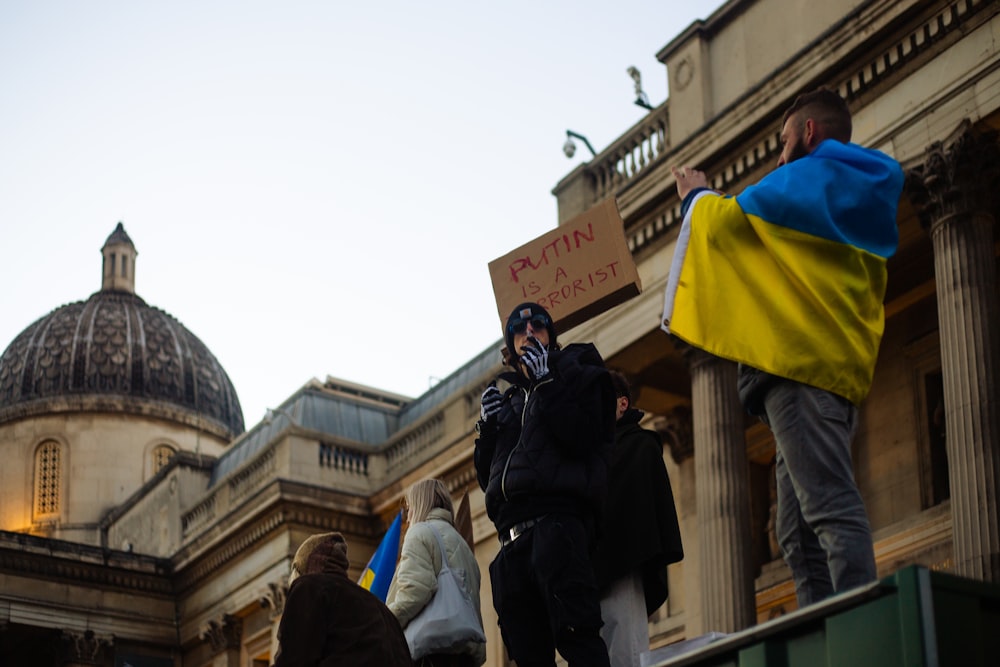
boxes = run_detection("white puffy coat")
[386,507,486,665]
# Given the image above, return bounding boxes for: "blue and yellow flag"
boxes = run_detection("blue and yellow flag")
[662,140,904,405]
[358,511,402,602]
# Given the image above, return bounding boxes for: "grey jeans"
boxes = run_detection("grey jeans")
[762,379,877,606]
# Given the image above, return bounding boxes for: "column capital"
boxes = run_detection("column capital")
[61,629,114,665]
[652,406,694,463]
[905,119,1000,230]
[199,613,243,654]
[259,578,289,620]
[672,337,725,372]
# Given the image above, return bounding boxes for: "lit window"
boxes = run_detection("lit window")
[34,441,61,517]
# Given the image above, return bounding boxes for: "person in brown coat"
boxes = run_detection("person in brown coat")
[272,531,412,667]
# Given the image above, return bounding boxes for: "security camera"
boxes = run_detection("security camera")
[563,137,577,158]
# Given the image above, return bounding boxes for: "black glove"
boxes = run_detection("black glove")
[519,337,550,381]
[480,381,502,421]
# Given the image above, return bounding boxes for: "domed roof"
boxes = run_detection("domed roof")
[0,224,244,437]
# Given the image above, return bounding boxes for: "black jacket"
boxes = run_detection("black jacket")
[593,408,684,615]
[474,343,615,533]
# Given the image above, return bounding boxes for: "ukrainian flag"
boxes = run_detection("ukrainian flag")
[358,511,402,602]
[662,140,904,405]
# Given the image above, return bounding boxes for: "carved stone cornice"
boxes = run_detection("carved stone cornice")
[173,492,371,592]
[199,613,242,654]
[62,629,114,665]
[904,119,1000,230]
[0,532,174,594]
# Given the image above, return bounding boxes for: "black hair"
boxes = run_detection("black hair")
[608,369,631,402]
[783,87,852,142]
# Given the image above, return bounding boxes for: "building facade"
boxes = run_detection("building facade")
[1,0,998,665]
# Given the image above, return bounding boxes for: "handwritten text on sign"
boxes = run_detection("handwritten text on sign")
[505,223,623,311]
[489,197,641,331]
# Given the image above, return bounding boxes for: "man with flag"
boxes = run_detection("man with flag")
[359,511,403,602]
[664,88,904,607]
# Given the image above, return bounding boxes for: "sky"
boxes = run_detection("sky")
[0,1,724,429]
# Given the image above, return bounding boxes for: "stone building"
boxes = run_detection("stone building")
[553,0,1000,640]
[1,0,999,665]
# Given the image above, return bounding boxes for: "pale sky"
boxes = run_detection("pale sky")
[0,1,723,429]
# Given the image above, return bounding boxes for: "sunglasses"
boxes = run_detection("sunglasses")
[508,315,550,336]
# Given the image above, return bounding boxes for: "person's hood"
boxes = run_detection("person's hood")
[292,532,350,578]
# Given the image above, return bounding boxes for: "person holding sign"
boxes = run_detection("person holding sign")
[474,302,616,667]
[665,88,904,607]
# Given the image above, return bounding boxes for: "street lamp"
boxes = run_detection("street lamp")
[563,130,597,159]
[627,66,654,111]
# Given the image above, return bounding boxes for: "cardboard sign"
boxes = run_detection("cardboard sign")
[488,197,642,332]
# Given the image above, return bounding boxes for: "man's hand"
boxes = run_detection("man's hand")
[672,165,708,200]
[480,382,502,422]
[519,337,550,381]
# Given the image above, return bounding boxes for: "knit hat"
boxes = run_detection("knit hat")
[292,532,350,576]
[504,302,557,358]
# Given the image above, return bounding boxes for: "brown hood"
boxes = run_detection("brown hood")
[292,532,350,576]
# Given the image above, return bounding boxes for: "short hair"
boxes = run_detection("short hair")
[608,369,631,402]
[782,88,852,142]
[405,478,453,525]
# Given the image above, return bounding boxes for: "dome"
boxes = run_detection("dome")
[0,224,244,437]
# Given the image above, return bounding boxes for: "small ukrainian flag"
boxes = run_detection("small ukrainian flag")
[358,511,402,602]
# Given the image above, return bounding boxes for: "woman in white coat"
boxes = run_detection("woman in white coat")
[387,478,486,667]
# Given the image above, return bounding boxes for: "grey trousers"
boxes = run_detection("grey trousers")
[599,571,648,667]
[763,379,877,606]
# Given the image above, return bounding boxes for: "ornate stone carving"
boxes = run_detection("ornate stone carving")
[259,579,289,619]
[61,630,113,665]
[652,406,693,463]
[904,119,1000,230]
[199,613,242,654]
[674,56,695,92]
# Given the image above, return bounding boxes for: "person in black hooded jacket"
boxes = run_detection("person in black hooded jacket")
[474,302,616,667]
[594,370,683,667]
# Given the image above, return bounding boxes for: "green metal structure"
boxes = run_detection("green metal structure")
[648,566,1000,667]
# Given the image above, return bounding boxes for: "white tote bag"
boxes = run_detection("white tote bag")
[403,524,486,660]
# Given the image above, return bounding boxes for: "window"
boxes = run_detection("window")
[922,370,949,505]
[34,440,62,518]
[905,331,949,509]
[152,444,176,474]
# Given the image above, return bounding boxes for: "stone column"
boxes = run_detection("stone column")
[907,120,1000,582]
[687,348,756,632]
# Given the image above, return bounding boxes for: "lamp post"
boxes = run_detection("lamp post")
[627,66,654,111]
[563,130,597,159]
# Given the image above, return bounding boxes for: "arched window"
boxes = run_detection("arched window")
[34,440,62,518]
[152,444,176,474]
